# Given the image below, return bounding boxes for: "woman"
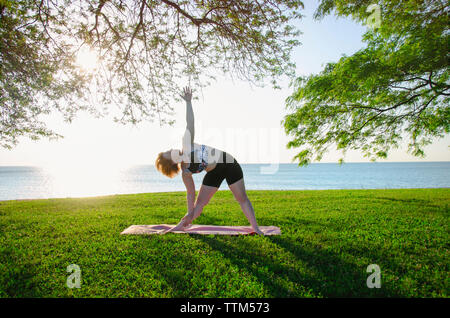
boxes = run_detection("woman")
[155,87,264,235]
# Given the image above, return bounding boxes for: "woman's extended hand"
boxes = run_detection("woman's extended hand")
[180,86,193,102]
[160,216,190,234]
[166,221,188,234]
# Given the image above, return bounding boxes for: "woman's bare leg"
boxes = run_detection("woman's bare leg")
[228,178,263,234]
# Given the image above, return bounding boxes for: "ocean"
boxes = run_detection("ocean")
[0,162,449,201]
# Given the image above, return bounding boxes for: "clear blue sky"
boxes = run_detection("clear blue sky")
[1,0,448,168]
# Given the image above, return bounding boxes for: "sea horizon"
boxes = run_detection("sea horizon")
[2,160,450,167]
[1,161,449,201]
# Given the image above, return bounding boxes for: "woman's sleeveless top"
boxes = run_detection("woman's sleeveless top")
[184,143,221,174]
[187,144,208,173]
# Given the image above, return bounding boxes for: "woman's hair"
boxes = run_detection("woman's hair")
[155,152,180,178]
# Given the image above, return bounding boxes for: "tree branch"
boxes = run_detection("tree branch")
[160,0,221,27]
[89,0,108,43]
[121,0,146,68]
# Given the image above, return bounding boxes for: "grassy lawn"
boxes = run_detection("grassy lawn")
[0,189,448,298]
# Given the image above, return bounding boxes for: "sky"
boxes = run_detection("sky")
[1,0,449,168]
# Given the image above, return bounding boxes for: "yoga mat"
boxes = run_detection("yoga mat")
[121,224,281,236]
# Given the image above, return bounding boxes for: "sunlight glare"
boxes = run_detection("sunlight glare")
[75,47,99,72]
[42,161,125,198]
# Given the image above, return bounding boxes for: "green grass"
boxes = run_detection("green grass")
[0,189,448,298]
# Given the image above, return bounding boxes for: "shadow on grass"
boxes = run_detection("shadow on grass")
[193,234,402,297]
[369,196,447,211]
[2,264,40,297]
[193,235,297,297]
[270,236,404,297]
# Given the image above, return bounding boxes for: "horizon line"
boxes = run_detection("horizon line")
[1,160,449,168]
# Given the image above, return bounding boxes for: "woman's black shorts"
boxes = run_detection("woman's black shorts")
[202,152,243,188]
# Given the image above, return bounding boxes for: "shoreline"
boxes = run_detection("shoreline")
[1,187,449,203]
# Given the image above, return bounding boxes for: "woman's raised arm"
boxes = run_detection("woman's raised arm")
[180,87,194,145]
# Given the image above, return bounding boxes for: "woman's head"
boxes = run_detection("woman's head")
[155,149,181,178]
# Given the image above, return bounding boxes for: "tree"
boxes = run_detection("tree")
[0,0,304,149]
[283,0,449,166]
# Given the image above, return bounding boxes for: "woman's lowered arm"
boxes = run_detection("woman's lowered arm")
[167,170,195,233]
[182,170,196,218]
